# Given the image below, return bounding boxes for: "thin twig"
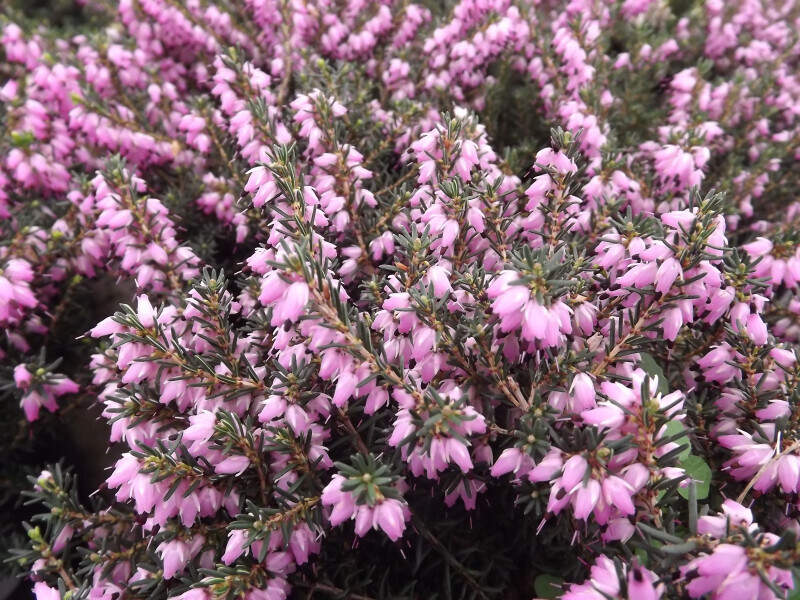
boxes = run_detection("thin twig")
[410,513,490,600]
[334,406,370,456]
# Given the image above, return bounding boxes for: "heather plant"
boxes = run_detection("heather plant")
[2,0,800,598]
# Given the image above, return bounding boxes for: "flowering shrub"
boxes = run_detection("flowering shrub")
[3,0,800,598]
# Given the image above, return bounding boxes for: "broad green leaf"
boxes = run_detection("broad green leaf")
[788,571,800,600]
[639,352,669,395]
[634,547,649,566]
[664,420,691,462]
[678,455,711,500]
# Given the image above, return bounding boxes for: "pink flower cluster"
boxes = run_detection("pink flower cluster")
[321,475,408,541]
[12,363,78,421]
[683,500,795,599]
